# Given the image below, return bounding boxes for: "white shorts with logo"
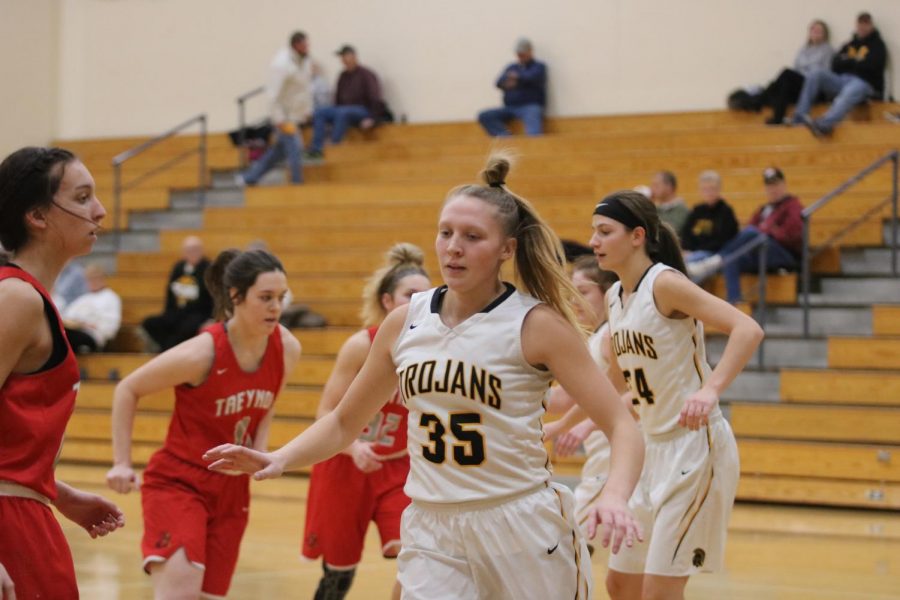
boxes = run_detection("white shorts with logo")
[398,482,592,600]
[608,414,739,577]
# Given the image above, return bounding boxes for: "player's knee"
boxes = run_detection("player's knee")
[606,571,640,600]
[314,565,356,600]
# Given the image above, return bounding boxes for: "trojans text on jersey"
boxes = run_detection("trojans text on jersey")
[611,329,658,359]
[399,359,503,410]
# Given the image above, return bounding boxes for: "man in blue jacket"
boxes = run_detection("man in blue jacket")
[478,38,547,136]
[792,12,888,137]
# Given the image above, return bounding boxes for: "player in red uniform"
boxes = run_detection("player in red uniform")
[106,248,301,600]
[0,147,125,600]
[303,243,430,600]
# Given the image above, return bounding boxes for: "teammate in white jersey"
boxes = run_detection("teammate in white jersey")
[589,190,764,600]
[544,255,620,547]
[205,153,645,600]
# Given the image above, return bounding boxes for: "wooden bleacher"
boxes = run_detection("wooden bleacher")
[56,104,900,509]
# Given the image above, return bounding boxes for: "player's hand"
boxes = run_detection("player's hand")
[0,561,15,600]
[54,484,125,539]
[554,419,596,457]
[679,387,718,430]
[585,492,643,554]
[349,441,384,473]
[105,464,139,494]
[204,444,285,480]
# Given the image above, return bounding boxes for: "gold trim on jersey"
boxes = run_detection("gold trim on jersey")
[670,426,715,564]
[690,320,705,386]
[552,487,588,600]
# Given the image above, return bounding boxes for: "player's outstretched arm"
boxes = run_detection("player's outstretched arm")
[205,306,408,479]
[653,271,764,430]
[522,305,644,554]
[106,334,214,493]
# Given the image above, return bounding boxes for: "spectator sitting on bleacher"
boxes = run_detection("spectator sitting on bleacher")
[139,235,213,352]
[681,170,739,263]
[52,260,88,310]
[237,31,312,187]
[478,38,547,136]
[792,12,888,137]
[62,263,121,354]
[650,170,690,237]
[305,45,383,160]
[688,167,803,304]
[761,20,834,125]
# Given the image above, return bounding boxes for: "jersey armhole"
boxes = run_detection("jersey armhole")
[650,267,692,322]
[390,299,418,363]
[518,303,555,376]
[179,331,217,389]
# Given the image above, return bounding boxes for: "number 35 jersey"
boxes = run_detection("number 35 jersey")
[606,263,716,437]
[392,284,554,504]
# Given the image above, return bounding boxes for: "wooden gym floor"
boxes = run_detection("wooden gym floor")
[59,465,900,600]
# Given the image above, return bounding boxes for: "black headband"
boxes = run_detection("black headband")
[593,196,645,231]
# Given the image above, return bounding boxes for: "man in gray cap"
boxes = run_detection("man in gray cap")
[477,38,547,136]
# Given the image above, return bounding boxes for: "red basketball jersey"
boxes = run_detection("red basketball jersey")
[161,322,284,467]
[359,326,408,457]
[0,266,79,500]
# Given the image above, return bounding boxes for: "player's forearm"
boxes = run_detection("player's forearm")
[270,411,360,472]
[602,415,644,500]
[706,319,764,395]
[110,385,139,467]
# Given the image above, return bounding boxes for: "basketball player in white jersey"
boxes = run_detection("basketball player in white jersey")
[544,255,620,548]
[205,153,646,600]
[589,190,763,600]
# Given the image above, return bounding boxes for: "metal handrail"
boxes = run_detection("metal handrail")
[799,149,899,336]
[111,113,208,252]
[703,233,770,368]
[236,86,265,167]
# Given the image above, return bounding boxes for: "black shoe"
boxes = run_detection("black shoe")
[765,117,784,126]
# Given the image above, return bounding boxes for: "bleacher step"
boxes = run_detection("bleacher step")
[171,187,245,209]
[840,247,900,275]
[129,208,204,230]
[762,305,872,336]
[720,370,780,402]
[94,230,159,253]
[708,336,827,369]
[820,276,900,303]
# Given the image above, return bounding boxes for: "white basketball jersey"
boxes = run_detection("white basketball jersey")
[606,263,716,436]
[582,324,611,478]
[392,284,554,503]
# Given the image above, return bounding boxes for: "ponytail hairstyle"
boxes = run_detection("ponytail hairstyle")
[205,248,286,321]
[360,242,429,327]
[572,254,619,294]
[0,147,78,265]
[445,151,587,332]
[594,190,687,275]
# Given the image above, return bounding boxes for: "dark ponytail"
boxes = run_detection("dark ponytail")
[0,146,78,265]
[596,190,687,275]
[205,248,286,320]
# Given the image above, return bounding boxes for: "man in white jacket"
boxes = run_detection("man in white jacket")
[63,263,122,353]
[239,31,313,186]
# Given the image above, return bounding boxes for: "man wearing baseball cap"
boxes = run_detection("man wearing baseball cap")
[477,37,548,136]
[306,44,384,159]
[687,167,804,304]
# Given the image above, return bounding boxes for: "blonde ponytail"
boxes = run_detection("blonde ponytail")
[360,243,428,327]
[447,152,589,333]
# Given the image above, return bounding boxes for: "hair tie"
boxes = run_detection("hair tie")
[489,181,505,188]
